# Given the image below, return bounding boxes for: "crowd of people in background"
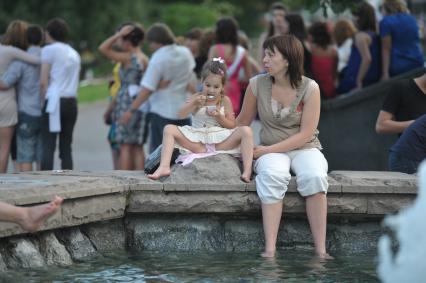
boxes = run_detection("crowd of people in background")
[0,0,424,259]
[0,0,424,174]
[0,18,80,174]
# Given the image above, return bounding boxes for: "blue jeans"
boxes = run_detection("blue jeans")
[17,112,42,163]
[388,151,419,174]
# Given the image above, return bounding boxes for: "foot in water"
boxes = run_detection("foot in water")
[19,196,63,232]
[261,250,276,258]
[147,166,171,180]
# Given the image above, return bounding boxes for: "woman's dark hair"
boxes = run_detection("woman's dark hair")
[201,59,228,86]
[308,22,332,49]
[146,23,175,45]
[352,1,377,32]
[285,13,307,42]
[198,28,215,58]
[27,25,44,46]
[185,27,203,40]
[215,17,239,47]
[46,18,69,42]
[122,23,144,47]
[263,35,304,88]
[267,2,288,38]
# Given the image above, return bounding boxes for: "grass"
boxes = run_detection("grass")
[77,82,109,104]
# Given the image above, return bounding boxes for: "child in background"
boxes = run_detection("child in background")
[148,58,254,182]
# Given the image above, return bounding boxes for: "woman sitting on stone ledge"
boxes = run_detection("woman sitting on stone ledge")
[237,35,331,259]
[0,196,63,232]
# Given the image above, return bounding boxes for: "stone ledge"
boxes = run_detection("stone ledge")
[0,169,418,239]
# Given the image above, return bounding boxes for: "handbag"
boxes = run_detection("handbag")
[144,144,180,174]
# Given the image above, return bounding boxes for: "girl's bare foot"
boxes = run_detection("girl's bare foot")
[240,172,251,183]
[19,196,63,232]
[147,166,171,180]
[261,250,276,258]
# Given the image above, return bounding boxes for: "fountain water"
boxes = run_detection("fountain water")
[378,161,426,282]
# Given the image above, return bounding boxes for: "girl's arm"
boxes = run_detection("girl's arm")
[98,26,134,64]
[212,95,236,129]
[236,84,257,126]
[10,46,39,64]
[354,32,372,89]
[253,83,321,158]
[380,35,391,81]
[177,93,205,119]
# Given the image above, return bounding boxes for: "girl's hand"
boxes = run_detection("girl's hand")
[254,145,270,159]
[191,94,206,107]
[206,108,222,118]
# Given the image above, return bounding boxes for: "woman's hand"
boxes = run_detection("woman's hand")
[254,145,270,159]
[120,111,132,125]
[118,25,134,37]
[103,108,113,125]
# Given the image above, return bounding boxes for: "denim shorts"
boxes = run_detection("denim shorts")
[16,112,42,163]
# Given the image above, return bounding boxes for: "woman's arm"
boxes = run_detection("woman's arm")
[236,84,257,126]
[381,36,392,81]
[207,45,217,60]
[257,32,267,66]
[354,32,372,89]
[242,52,254,81]
[98,26,134,64]
[10,46,39,64]
[254,83,321,158]
[212,96,236,129]
[178,93,205,119]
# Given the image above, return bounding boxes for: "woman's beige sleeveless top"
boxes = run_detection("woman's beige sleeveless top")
[250,73,322,150]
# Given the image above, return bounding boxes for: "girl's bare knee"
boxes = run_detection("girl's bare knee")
[163,124,177,135]
[239,126,253,137]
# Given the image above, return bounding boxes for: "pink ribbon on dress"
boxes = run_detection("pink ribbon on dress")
[175,144,218,166]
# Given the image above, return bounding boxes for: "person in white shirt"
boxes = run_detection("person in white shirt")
[120,23,195,153]
[40,18,81,170]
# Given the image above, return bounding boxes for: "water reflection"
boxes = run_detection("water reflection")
[0,249,379,283]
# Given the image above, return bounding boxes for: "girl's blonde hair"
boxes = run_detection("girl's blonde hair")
[2,20,29,50]
[333,19,357,47]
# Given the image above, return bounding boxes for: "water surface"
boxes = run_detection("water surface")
[0,249,378,282]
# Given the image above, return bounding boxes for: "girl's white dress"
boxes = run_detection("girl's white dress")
[177,106,239,154]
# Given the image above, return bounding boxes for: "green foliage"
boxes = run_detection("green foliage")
[160,3,218,36]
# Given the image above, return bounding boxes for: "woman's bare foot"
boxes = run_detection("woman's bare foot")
[261,250,276,258]
[316,252,334,260]
[240,171,252,183]
[147,166,171,180]
[19,196,63,232]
